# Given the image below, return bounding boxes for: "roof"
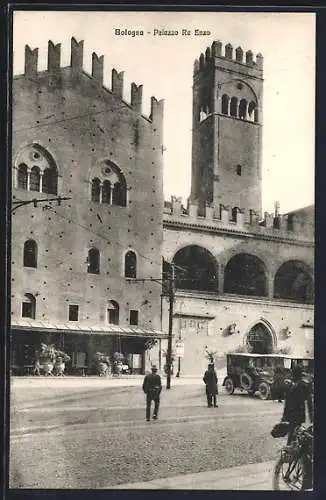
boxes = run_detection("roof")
[11,319,168,339]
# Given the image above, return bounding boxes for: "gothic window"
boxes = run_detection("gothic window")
[87,247,100,274]
[248,101,257,121]
[230,97,238,117]
[238,99,247,120]
[130,310,139,326]
[125,251,137,278]
[15,145,58,194]
[91,178,101,202]
[102,180,111,204]
[23,239,37,268]
[29,166,41,192]
[221,94,229,115]
[17,163,28,190]
[22,293,36,319]
[108,300,119,325]
[90,161,127,207]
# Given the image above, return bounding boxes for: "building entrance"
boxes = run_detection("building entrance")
[246,322,274,354]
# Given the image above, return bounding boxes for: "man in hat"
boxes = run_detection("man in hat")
[142,365,162,421]
[281,364,313,444]
[203,363,218,408]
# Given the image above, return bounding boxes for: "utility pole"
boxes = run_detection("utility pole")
[166,262,175,390]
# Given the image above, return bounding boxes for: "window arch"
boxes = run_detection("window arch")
[221,94,229,115]
[22,293,36,319]
[224,253,267,297]
[91,178,101,202]
[248,101,257,122]
[230,97,238,117]
[29,166,41,192]
[17,163,28,190]
[274,260,313,304]
[87,247,100,274]
[125,250,137,278]
[15,144,58,194]
[108,300,119,325]
[90,161,127,207]
[172,245,218,292]
[238,99,247,120]
[23,239,37,268]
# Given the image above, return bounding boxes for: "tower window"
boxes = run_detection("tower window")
[23,239,37,268]
[221,94,229,115]
[236,165,242,176]
[125,250,137,278]
[230,97,238,117]
[22,293,36,319]
[30,166,41,192]
[238,99,247,120]
[130,310,139,325]
[17,164,28,190]
[108,300,119,325]
[69,305,79,321]
[87,247,100,274]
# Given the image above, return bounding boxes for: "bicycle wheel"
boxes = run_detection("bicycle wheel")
[273,455,305,491]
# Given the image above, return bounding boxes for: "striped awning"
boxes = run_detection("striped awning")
[11,319,168,339]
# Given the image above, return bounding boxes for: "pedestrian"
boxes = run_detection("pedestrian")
[281,364,313,444]
[142,365,162,421]
[33,358,41,376]
[203,363,218,408]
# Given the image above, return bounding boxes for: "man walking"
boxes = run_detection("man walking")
[142,365,162,421]
[203,363,218,408]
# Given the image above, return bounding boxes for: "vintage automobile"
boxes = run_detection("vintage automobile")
[222,353,313,400]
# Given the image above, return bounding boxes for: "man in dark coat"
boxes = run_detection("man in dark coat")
[281,364,313,444]
[142,365,162,421]
[203,363,218,408]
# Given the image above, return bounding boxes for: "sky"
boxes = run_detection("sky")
[12,11,315,214]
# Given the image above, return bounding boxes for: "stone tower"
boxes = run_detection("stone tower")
[190,41,264,220]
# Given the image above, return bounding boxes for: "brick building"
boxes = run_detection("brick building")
[11,38,166,374]
[162,42,314,375]
[11,38,314,376]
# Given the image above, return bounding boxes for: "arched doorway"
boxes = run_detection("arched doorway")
[246,322,274,354]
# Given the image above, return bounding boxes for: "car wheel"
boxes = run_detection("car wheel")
[258,381,271,400]
[224,378,234,395]
[240,372,253,391]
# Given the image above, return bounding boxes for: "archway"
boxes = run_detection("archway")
[274,260,313,304]
[224,253,268,297]
[172,245,218,292]
[246,322,274,354]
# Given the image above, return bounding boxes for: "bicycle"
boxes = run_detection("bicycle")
[272,423,313,491]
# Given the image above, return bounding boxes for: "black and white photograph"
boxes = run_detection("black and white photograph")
[9,10,315,491]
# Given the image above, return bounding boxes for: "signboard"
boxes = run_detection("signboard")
[179,317,209,336]
[175,340,184,358]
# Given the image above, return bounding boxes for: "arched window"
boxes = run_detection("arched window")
[238,99,247,120]
[108,300,119,325]
[221,94,229,115]
[17,163,28,190]
[230,97,238,117]
[22,293,36,319]
[172,245,218,293]
[29,166,41,192]
[42,166,58,194]
[91,178,101,202]
[224,253,267,297]
[102,180,111,204]
[125,251,137,278]
[87,247,100,274]
[23,239,37,268]
[274,260,313,304]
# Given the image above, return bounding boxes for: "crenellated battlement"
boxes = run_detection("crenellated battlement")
[22,37,164,123]
[194,40,263,75]
[163,197,314,241]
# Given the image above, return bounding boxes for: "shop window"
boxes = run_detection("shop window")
[23,239,37,268]
[130,310,139,325]
[69,305,79,321]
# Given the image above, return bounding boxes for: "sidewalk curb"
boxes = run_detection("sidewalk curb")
[111,460,275,490]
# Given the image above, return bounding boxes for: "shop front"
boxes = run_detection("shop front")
[10,319,167,375]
